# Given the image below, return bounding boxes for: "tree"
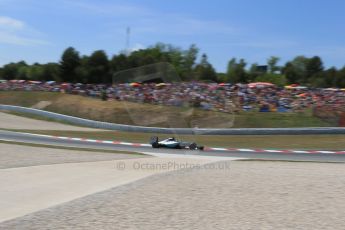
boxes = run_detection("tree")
[17,64,29,80]
[217,73,227,82]
[226,58,237,82]
[306,56,323,81]
[282,56,309,84]
[166,45,183,78]
[336,66,345,88]
[1,61,28,80]
[194,54,217,81]
[74,55,90,83]
[59,47,81,82]
[306,56,323,74]
[181,44,199,80]
[110,54,129,83]
[109,43,201,82]
[42,63,60,82]
[248,63,260,82]
[87,50,109,83]
[2,63,18,80]
[226,58,247,83]
[267,56,281,74]
[26,63,44,81]
[110,54,128,72]
[282,61,298,84]
[255,73,287,87]
[323,67,337,87]
[4,44,345,87]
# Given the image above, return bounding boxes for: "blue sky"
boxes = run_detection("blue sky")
[1,0,345,72]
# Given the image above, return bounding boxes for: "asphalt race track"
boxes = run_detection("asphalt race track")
[0,130,345,163]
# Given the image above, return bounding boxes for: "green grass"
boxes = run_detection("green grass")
[0,91,334,128]
[233,110,331,127]
[5,129,345,150]
[0,91,60,107]
[0,139,143,155]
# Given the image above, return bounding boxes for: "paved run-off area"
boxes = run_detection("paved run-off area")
[0,143,233,223]
[1,143,345,229]
[0,112,101,131]
[0,143,146,169]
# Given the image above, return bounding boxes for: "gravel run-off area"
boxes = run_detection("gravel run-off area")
[1,160,345,230]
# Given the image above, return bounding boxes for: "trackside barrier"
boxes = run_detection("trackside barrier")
[1,104,345,135]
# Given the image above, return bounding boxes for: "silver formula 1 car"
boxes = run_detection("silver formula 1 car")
[150,136,204,150]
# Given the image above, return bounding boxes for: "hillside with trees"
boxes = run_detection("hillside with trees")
[1,43,345,87]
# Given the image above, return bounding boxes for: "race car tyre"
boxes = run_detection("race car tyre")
[152,142,160,148]
[150,136,159,144]
[189,143,197,150]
